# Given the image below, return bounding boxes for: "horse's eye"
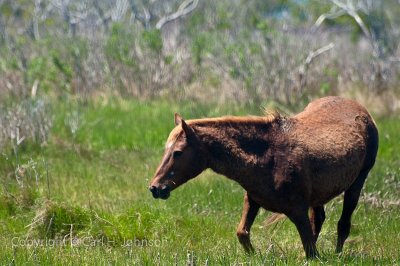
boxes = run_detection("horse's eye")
[173,151,183,159]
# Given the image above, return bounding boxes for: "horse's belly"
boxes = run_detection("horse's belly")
[309,156,364,206]
[297,128,367,206]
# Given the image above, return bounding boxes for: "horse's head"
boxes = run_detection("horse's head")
[149,114,206,199]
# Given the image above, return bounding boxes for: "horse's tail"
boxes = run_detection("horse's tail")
[362,115,379,173]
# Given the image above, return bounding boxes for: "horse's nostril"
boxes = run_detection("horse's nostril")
[149,185,159,198]
[149,185,170,199]
[159,185,171,199]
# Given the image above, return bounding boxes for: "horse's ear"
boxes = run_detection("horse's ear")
[174,113,183,126]
[175,113,196,140]
[181,119,196,140]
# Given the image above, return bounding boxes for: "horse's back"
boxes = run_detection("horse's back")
[292,96,375,155]
[289,96,378,206]
[295,96,371,125]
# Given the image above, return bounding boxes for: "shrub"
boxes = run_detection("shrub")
[0,98,52,150]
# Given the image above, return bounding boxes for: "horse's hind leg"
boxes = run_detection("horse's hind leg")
[336,170,369,253]
[310,206,325,242]
[237,192,260,253]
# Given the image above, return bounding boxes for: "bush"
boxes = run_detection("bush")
[0,98,52,150]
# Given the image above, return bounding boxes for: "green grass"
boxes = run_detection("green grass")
[0,99,399,265]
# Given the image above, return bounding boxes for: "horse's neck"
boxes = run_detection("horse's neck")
[194,120,278,185]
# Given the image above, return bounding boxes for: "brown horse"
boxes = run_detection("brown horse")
[149,96,379,259]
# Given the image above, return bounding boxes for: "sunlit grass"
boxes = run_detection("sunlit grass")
[0,99,399,264]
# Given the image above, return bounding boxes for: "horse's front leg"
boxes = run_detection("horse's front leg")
[236,192,260,253]
[287,205,318,259]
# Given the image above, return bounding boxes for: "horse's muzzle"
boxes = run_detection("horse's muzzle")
[149,185,170,200]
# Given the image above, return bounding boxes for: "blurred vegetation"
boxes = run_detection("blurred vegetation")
[0,0,399,105]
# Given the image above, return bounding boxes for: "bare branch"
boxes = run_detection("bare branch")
[128,0,151,28]
[93,0,111,31]
[298,43,335,77]
[330,0,372,41]
[143,7,151,28]
[313,8,346,30]
[328,0,381,58]
[155,0,199,30]
[32,0,41,40]
[111,0,129,22]
[296,43,335,93]
[304,43,335,67]
[31,79,39,98]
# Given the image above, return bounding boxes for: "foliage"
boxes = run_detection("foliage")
[0,0,399,106]
[141,29,163,55]
[105,23,137,67]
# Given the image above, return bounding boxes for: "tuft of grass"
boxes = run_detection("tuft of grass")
[27,200,90,239]
[0,192,18,217]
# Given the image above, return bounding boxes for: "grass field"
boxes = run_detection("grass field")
[0,99,399,265]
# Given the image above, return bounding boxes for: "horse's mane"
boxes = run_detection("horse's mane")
[167,111,283,144]
[188,110,282,126]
